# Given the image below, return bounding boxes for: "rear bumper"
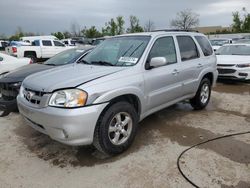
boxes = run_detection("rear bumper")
[17,95,108,146]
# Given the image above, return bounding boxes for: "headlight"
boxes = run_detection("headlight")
[236,63,250,68]
[49,89,87,108]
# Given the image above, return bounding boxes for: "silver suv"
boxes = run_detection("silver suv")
[17,30,218,155]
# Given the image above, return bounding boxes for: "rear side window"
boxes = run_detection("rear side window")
[195,36,213,56]
[148,36,177,64]
[177,36,199,61]
[54,41,65,47]
[42,40,52,46]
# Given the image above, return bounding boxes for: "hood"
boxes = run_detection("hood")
[0,64,52,82]
[23,64,126,92]
[216,55,250,65]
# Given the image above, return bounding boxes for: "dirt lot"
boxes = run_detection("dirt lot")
[0,81,249,188]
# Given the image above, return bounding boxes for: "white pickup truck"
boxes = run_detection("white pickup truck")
[5,39,72,62]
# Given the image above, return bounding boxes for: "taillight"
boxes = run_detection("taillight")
[12,47,17,53]
[29,59,33,64]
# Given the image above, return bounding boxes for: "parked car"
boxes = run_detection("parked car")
[0,53,31,75]
[210,38,233,51]
[216,44,250,81]
[20,35,58,44]
[234,39,250,44]
[61,39,77,46]
[0,47,93,117]
[5,39,72,63]
[0,40,8,50]
[17,30,217,155]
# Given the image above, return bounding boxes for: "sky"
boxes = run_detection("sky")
[0,0,249,36]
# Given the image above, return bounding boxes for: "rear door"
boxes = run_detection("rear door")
[41,40,54,58]
[175,35,202,95]
[143,36,183,111]
[53,40,67,54]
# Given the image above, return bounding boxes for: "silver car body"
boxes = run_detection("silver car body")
[17,31,218,146]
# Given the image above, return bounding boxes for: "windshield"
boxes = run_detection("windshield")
[216,45,250,55]
[210,39,230,46]
[92,39,105,46]
[83,36,151,66]
[44,49,86,65]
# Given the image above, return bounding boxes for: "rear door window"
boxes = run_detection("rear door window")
[54,41,65,47]
[177,36,199,61]
[42,40,52,46]
[195,36,213,56]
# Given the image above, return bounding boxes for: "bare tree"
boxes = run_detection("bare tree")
[144,20,155,32]
[170,9,199,29]
[70,22,81,37]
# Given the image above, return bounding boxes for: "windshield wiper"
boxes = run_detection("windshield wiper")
[78,59,91,64]
[91,61,114,66]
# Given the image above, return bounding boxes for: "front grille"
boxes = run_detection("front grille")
[217,68,236,74]
[23,87,46,105]
[217,64,235,67]
[0,83,19,101]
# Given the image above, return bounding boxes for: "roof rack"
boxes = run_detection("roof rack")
[152,29,199,33]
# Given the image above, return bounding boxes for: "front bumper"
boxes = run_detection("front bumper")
[0,98,17,112]
[217,66,250,80]
[17,95,108,146]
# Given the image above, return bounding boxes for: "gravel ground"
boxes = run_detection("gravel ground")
[0,81,249,188]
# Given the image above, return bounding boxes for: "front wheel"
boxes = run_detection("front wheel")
[0,110,10,117]
[93,101,138,155]
[190,78,211,110]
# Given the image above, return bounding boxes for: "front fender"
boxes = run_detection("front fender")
[92,86,145,110]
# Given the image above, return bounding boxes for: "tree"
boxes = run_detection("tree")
[170,9,199,29]
[144,20,155,32]
[232,11,242,32]
[232,8,250,32]
[52,32,65,40]
[127,15,144,33]
[83,26,103,38]
[116,16,125,35]
[102,16,125,36]
[70,22,81,37]
[63,31,72,39]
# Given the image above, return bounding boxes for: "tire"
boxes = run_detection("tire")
[93,101,139,155]
[0,110,10,117]
[25,54,37,63]
[190,78,211,110]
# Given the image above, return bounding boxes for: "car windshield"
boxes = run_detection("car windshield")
[92,39,105,46]
[210,39,229,46]
[82,36,151,67]
[216,45,250,55]
[44,49,86,66]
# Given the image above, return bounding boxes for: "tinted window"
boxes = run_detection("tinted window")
[0,56,3,61]
[54,41,65,47]
[177,36,199,61]
[195,36,213,56]
[148,37,177,64]
[42,40,52,46]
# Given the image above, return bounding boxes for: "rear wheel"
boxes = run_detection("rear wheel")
[25,53,37,63]
[93,102,138,155]
[190,78,211,110]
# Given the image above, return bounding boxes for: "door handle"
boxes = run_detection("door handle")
[172,69,179,75]
[197,63,203,68]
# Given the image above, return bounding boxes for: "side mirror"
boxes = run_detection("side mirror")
[149,57,168,68]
